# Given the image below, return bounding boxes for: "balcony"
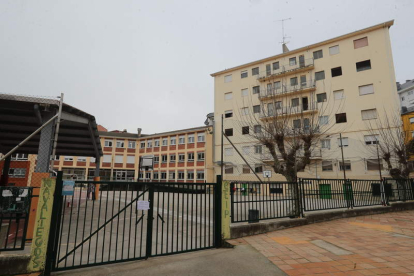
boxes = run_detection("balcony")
[259,81,316,101]
[257,58,314,82]
[260,103,318,120]
[260,149,322,162]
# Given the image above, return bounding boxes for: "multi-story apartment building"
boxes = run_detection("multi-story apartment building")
[398,79,414,113]
[53,125,214,183]
[212,20,399,181]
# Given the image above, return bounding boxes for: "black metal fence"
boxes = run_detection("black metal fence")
[384,178,414,202]
[0,186,33,251]
[52,180,218,271]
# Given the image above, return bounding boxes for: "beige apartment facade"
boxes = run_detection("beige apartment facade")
[53,126,214,183]
[212,20,399,181]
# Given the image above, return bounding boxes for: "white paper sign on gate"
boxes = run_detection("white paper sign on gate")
[137,200,150,210]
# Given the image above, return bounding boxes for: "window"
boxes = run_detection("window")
[104,140,113,147]
[116,140,124,148]
[266,64,271,75]
[179,154,185,162]
[154,139,160,147]
[9,168,26,178]
[187,171,194,180]
[335,113,347,124]
[334,90,345,100]
[127,156,135,164]
[225,166,233,174]
[300,75,307,86]
[241,88,249,97]
[242,146,250,154]
[153,172,159,180]
[354,37,368,49]
[315,71,325,81]
[252,86,260,94]
[321,139,331,149]
[197,171,205,180]
[161,172,167,180]
[252,67,259,76]
[291,98,299,107]
[170,154,176,163]
[367,159,383,171]
[241,70,248,78]
[178,172,185,180]
[401,96,405,101]
[64,156,74,161]
[359,84,374,96]
[255,165,263,173]
[114,155,123,163]
[242,126,249,135]
[290,77,298,86]
[128,141,136,149]
[293,119,301,129]
[338,137,349,147]
[289,57,296,66]
[188,134,195,143]
[188,153,194,161]
[78,157,87,162]
[319,116,329,126]
[241,107,249,116]
[225,148,233,156]
[179,135,185,144]
[267,103,274,116]
[317,93,327,103]
[356,60,371,72]
[364,135,379,145]
[154,156,159,163]
[242,165,250,174]
[329,45,339,55]
[313,50,323,59]
[11,153,28,161]
[322,161,333,171]
[147,140,153,148]
[162,138,168,146]
[103,155,111,163]
[273,62,279,70]
[225,128,233,136]
[224,75,232,83]
[254,145,262,154]
[274,81,281,90]
[197,133,205,142]
[339,160,351,171]
[253,105,260,114]
[361,109,377,120]
[170,137,176,145]
[254,125,261,133]
[140,141,145,148]
[162,155,168,163]
[224,92,232,100]
[197,152,205,161]
[331,67,342,77]
[169,172,176,180]
[410,118,414,124]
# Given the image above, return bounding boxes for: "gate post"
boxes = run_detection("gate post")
[214,175,222,247]
[145,184,155,258]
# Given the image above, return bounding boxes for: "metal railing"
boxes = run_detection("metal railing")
[259,80,316,99]
[260,103,318,119]
[0,186,33,251]
[257,58,314,80]
[383,178,414,202]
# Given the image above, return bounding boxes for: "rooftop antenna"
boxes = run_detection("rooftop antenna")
[278,18,291,52]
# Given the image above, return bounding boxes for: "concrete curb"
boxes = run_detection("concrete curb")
[0,253,31,276]
[230,201,414,239]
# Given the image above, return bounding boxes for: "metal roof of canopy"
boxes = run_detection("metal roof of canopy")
[0,94,103,158]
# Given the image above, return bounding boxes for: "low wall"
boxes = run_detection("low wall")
[0,254,31,275]
[230,201,414,239]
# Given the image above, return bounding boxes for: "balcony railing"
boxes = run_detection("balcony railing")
[261,149,322,161]
[257,58,314,81]
[260,103,318,119]
[259,80,316,100]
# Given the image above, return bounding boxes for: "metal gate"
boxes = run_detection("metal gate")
[49,178,219,271]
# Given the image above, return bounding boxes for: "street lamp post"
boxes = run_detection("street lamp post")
[339,133,347,181]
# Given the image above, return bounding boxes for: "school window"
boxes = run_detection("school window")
[319,116,329,126]
[354,37,368,49]
[356,60,371,72]
[224,92,232,100]
[162,155,168,163]
[187,171,194,180]
[339,160,352,171]
[367,159,383,171]
[252,86,260,94]
[179,135,185,144]
[188,153,195,161]
[255,165,263,173]
[243,165,250,174]
[331,67,342,77]
[197,152,205,161]
[335,113,347,124]
[322,160,333,171]
[241,70,248,78]
[359,84,374,96]
[154,156,159,163]
[361,109,377,120]
[241,88,249,97]
[253,105,260,114]
[103,155,111,162]
[128,141,136,149]
[64,156,74,161]
[140,141,145,148]
[252,67,259,76]
[154,139,160,147]
[179,154,185,162]
[116,140,124,148]
[114,155,123,163]
[242,126,249,135]
[273,62,279,70]
[178,172,185,180]
[254,125,262,133]
[104,140,113,147]
[224,74,232,83]
[11,153,28,161]
[225,128,233,136]
[225,166,233,174]
[410,118,414,124]
[169,172,176,180]
[313,50,323,59]
[188,134,195,143]
[334,90,345,100]
[170,154,176,163]
[364,135,379,145]
[161,172,167,180]
[77,156,87,162]
[145,172,151,179]
[225,148,233,156]
[197,133,205,142]
[148,141,153,148]
[254,145,262,154]
[197,171,205,180]
[241,107,249,116]
[338,137,349,147]
[8,168,26,178]
[290,77,298,86]
[162,138,168,146]
[153,172,159,179]
[291,98,299,107]
[329,45,339,55]
[315,71,325,81]
[170,137,177,145]
[317,93,327,103]
[321,139,331,149]
[289,57,297,66]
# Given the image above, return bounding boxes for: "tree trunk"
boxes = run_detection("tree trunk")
[285,171,300,217]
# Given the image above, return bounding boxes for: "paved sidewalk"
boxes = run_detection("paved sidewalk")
[229,210,414,276]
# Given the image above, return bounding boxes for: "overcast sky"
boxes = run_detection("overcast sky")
[0,0,412,134]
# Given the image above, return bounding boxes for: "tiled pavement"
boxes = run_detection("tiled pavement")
[229,210,414,276]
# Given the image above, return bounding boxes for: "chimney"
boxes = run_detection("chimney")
[282,43,290,53]
[137,128,142,137]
